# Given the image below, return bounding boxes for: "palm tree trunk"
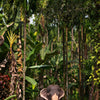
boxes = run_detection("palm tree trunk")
[58,22,60,42]
[71,27,73,67]
[78,29,82,100]
[84,29,87,59]
[46,28,48,46]
[65,27,68,100]
[70,27,74,95]
[89,82,94,100]
[81,25,84,100]
[62,27,66,100]
[23,10,26,100]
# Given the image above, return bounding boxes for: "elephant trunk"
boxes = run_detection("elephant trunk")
[51,93,58,100]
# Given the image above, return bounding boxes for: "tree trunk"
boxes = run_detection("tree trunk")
[39,69,44,90]
[95,87,99,100]
[84,29,87,59]
[89,82,94,100]
[16,28,23,99]
[70,27,74,95]
[23,10,26,100]
[39,14,45,97]
[46,28,48,46]
[78,29,82,100]
[58,22,60,42]
[84,29,89,98]
[81,25,84,100]
[62,27,66,100]
[71,27,73,67]
[65,27,68,100]
[51,41,53,51]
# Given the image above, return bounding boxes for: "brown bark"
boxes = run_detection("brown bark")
[46,28,48,46]
[9,51,17,100]
[39,69,44,90]
[23,10,26,100]
[58,22,60,42]
[81,25,84,100]
[71,27,73,67]
[84,29,88,97]
[78,29,82,99]
[39,15,46,96]
[95,87,99,100]
[62,27,66,100]
[70,27,74,95]
[65,27,68,100]
[84,29,87,59]
[51,41,53,51]
[16,33,23,99]
[89,82,94,100]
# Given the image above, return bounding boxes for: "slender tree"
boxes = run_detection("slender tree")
[78,28,82,99]
[23,1,27,99]
[65,27,68,100]
[71,27,74,68]
[62,26,66,99]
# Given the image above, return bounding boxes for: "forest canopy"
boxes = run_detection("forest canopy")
[0,0,100,100]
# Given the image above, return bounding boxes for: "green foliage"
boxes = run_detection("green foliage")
[4,95,16,100]
[0,26,7,36]
[25,76,37,87]
[29,65,51,69]
[0,0,99,100]
[0,11,14,36]
[26,42,42,65]
[39,0,49,9]
[25,76,37,99]
[0,13,4,17]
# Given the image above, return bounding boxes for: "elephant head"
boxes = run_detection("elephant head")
[40,85,65,100]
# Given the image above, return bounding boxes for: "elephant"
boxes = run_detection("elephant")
[40,85,65,100]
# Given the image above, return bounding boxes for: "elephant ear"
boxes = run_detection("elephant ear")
[59,88,65,99]
[40,88,48,100]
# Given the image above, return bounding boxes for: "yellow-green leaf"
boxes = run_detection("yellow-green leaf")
[91,56,95,59]
[97,61,100,65]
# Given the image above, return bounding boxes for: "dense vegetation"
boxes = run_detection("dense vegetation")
[0,0,100,100]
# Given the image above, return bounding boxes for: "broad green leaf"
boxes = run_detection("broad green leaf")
[0,22,13,35]
[0,26,7,35]
[91,56,95,59]
[32,84,36,90]
[4,95,16,100]
[26,49,35,62]
[44,50,60,63]
[92,66,94,71]
[0,14,4,18]
[29,65,51,69]
[97,61,100,65]
[0,23,2,26]
[34,31,38,36]
[40,48,46,60]
[3,42,9,49]
[25,76,37,87]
